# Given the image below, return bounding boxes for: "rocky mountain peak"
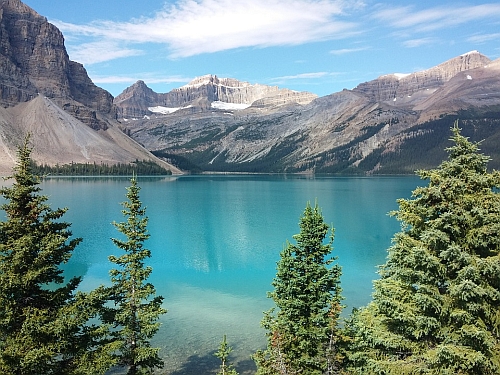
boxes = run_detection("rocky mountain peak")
[113,80,160,118]
[183,74,217,87]
[182,74,252,89]
[1,0,36,19]
[132,80,150,89]
[0,0,115,128]
[353,50,491,102]
[114,75,318,118]
[114,80,156,103]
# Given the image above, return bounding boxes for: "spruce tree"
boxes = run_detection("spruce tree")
[348,124,500,374]
[0,137,116,374]
[105,176,166,375]
[215,335,239,375]
[254,202,344,375]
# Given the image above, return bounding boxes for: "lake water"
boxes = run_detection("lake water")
[36,175,421,374]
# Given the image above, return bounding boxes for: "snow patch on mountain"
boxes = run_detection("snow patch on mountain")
[148,105,192,114]
[394,73,411,80]
[211,101,251,110]
[461,50,479,56]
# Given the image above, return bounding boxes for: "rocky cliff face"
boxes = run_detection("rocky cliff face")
[113,80,160,118]
[0,0,115,129]
[114,74,318,118]
[0,0,179,173]
[353,51,491,102]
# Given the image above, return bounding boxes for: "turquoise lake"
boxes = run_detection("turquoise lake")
[36,175,421,374]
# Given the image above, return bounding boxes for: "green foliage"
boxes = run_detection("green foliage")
[31,160,172,176]
[104,177,167,375]
[0,136,116,374]
[347,124,500,374]
[254,202,345,375]
[215,335,239,375]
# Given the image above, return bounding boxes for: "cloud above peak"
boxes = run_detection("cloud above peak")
[55,0,362,64]
[372,3,500,33]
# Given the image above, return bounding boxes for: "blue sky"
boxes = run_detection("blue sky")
[23,0,500,98]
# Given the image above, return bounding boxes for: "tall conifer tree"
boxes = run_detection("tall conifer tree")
[215,335,239,375]
[0,137,116,374]
[254,202,344,375]
[348,125,500,374]
[105,176,166,375]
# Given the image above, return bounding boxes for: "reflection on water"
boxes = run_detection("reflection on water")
[31,175,420,374]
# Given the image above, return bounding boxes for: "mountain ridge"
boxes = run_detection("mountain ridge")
[114,74,318,119]
[353,50,491,102]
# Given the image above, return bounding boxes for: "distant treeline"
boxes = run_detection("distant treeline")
[31,160,172,176]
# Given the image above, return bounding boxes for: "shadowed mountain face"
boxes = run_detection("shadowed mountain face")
[0,0,180,174]
[119,52,500,174]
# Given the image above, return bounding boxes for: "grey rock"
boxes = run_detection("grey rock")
[0,0,115,129]
[353,51,491,102]
[114,74,318,118]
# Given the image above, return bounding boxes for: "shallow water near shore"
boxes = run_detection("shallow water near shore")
[37,174,420,374]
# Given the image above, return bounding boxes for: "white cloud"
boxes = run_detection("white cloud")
[54,0,363,62]
[402,37,437,48]
[467,33,500,44]
[66,41,143,65]
[274,72,331,80]
[270,71,341,85]
[330,47,369,55]
[372,4,500,33]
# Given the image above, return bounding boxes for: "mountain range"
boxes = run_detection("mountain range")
[117,51,500,174]
[1,0,499,175]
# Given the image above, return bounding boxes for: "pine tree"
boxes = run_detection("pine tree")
[348,124,500,374]
[254,202,344,375]
[0,136,116,374]
[215,335,239,375]
[105,176,166,375]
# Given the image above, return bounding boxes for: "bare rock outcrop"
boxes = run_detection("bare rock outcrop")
[251,90,318,107]
[113,80,160,118]
[0,0,179,173]
[114,74,318,118]
[0,0,115,129]
[353,51,491,102]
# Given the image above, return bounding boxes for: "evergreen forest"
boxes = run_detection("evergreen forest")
[1,124,500,375]
[32,160,172,176]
